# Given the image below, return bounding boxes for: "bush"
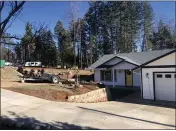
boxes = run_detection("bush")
[41,69,45,74]
[24,70,28,76]
[29,69,35,77]
[38,69,41,73]
[17,66,23,74]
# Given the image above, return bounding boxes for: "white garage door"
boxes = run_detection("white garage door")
[154,72,176,102]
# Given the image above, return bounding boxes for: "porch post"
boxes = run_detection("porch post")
[113,69,115,87]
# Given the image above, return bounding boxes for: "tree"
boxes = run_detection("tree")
[84,1,149,57]
[149,20,176,50]
[67,2,80,67]
[140,1,154,51]
[54,20,65,68]
[0,1,25,39]
[15,43,22,62]
[21,22,34,62]
[37,29,59,66]
[19,22,46,62]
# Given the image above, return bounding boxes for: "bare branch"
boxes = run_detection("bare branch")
[2,36,21,40]
[0,1,25,36]
[4,12,19,33]
[0,1,4,12]
[0,41,20,45]
[15,1,18,8]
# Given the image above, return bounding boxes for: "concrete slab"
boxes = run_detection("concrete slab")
[1,89,176,129]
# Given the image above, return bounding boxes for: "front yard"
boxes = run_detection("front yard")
[2,82,99,102]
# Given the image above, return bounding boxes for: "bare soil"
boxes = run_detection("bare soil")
[6,88,71,101]
[4,85,98,102]
[2,80,98,102]
[1,67,97,102]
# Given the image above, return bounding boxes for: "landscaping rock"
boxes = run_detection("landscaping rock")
[58,82,62,85]
[79,85,83,88]
[21,79,24,83]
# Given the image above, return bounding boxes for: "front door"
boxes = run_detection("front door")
[125,70,133,86]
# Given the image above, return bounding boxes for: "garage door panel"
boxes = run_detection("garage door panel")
[155,73,176,102]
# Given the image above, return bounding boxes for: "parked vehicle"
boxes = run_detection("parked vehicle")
[40,73,59,83]
[22,69,59,83]
[25,62,42,67]
[5,62,13,66]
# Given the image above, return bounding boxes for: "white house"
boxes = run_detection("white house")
[139,50,176,102]
[88,49,176,102]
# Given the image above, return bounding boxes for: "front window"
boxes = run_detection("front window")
[101,70,112,81]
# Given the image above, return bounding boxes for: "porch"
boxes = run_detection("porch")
[98,69,141,88]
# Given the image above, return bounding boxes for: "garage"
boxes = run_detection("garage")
[140,49,176,102]
[154,72,176,102]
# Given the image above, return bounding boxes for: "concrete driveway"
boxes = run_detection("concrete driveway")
[1,89,176,129]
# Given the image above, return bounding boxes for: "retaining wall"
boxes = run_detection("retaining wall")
[68,88,109,103]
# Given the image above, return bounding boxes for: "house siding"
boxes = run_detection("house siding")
[94,69,140,87]
[94,70,101,82]
[142,52,176,100]
[114,70,125,86]
[111,61,136,70]
[147,52,176,66]
[104,57,122,65]
[133,69,141,87]
[142,67,175,100]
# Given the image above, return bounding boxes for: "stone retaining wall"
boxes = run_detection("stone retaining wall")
[68,88,108,103]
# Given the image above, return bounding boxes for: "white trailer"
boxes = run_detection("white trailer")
[25,62,42,67]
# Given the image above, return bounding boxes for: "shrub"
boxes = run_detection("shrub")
[17,66,23,74]
[24,70,28,76]
[41,69,45,74]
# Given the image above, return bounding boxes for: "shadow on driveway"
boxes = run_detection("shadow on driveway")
[78,106,176,128]
[0,111,98,130]
[116,92,176,109]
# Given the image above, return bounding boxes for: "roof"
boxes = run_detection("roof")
[88,49,175,70]
[87,54,116,70]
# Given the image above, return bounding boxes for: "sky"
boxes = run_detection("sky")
[2,1,175,37]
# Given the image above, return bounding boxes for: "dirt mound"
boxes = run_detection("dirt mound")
[7,88,71,101]
[1,67,23,81]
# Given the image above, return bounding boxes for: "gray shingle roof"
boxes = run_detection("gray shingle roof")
[88,49,175,70]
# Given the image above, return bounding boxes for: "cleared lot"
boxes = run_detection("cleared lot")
[1,67,98,102]
[1,81,98,101]
[1,89,175,129]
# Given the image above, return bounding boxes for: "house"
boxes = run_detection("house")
[88,49,176,102]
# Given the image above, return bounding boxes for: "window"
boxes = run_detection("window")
[157,74,162,78]
[100,71,104,81]
[165,74,171,78]
[174,74,176,78]
[101,70,112,81]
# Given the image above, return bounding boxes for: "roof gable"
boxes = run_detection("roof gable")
[143,50,176,66]
[87,54,115,70]
[87,49,175,70]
